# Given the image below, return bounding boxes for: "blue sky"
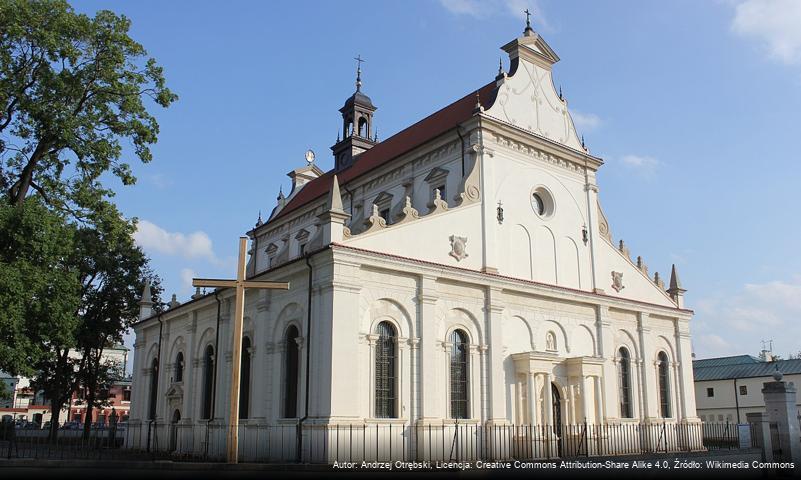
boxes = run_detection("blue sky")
[69,0,801,360]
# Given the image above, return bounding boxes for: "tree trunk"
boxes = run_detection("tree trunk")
[48,398,63,443]
[82,390,94,440]
[81,350,97,440]
[9,141,48,206]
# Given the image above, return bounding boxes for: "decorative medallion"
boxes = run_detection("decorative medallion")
[449,235,469,262]
[611,271,625,292]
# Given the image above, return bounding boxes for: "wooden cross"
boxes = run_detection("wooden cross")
[193,236,289,464]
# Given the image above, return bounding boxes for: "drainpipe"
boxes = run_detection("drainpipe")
[147,312,164,452]
[456,124,466,178]
[212,290,222,420]
[734,378,740,424]
[342,184,354,218]
[297,253,314,462]
[250,235,259,278]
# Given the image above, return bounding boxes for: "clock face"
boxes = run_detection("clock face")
[304,149,315,164]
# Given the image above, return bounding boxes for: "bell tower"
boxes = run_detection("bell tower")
[332,55,377,170]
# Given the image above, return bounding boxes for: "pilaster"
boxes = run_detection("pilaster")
[584,178,602,292]
[485,286,507,423]
[325,259,362,419]
[637,312,658,420]
[674,319,697,421]
[182,315,198,421]
[417,274,443,420]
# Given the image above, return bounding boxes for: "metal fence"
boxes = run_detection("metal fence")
[1,421,760,463]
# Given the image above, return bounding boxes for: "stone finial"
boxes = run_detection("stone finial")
[277,187,286,209]
[395,196,420,224]
[618,240,630,259]
[427,188,449,215]
[138,280,154,321]
[636,256,648,275]
[773,364,784,382]
[668,264,684,291]
[473,91,484,114]
[168,293,181,309]
[255,210,263,227]
[191,287,203,300]
[328,174,345,214]
[666,264,687,308]
[363,204,387,233]
[139,280,153,306]
[654,272,665,290]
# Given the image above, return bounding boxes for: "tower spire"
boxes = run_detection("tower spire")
[354,54,365,92]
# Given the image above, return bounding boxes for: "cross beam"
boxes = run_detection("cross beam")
[193,236,290,464]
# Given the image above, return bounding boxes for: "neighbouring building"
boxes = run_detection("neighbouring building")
[0,345,131,426]
[693,354,801,424]
[129,20,700,461]
[69,378,132,425]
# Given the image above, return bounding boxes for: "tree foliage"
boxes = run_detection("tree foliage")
[73,202,162,436]
[0,197,80,376]
[0,0,177,217]
[0,1,173,431]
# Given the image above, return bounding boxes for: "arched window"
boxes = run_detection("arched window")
[657,351,671,418]
[174,352,184,383]
[450,330,469,419]
[148,357,159,420]
[239,336,252,419]
[358,117,368,137]
[283,326,299,418]
[374,321,397,418]
[201,345,215,420]
[618,347,633,418]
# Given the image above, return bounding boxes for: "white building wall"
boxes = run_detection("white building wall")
[694,374,801,423]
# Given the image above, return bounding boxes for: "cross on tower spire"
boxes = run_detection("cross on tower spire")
[523,8,535,35]
[354,54,365,92]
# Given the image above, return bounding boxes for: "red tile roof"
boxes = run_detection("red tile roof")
[270,81,498,223]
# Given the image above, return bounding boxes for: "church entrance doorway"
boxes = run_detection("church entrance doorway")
[169,409,181,452]
[551,383,563,457]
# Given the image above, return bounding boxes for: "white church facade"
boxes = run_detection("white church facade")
[128,23,701,461]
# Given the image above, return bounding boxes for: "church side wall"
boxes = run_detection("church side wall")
[326,247,697,435]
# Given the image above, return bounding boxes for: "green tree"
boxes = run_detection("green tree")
[0,197,80,440]
[0,0,176,216]
[73,203,162,438]
[0,197,80,377]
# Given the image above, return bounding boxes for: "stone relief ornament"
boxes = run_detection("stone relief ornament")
[449,235,469,262]
[545,331,557,351]
[611,271,625,292]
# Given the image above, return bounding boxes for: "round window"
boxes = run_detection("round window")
[530,186,554,218]
[531,193,545,216]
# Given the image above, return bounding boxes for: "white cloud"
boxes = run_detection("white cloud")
[696,334,734,358]
[693,277,801,359]
[620,154,660,169]
[133,220,220,264]
[731,0,801,65]
[146,173,173,190]
[439,0,554,32]
[180,268,198,292]
[570,110,602,131]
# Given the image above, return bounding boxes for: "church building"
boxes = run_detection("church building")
[128,20,700,461]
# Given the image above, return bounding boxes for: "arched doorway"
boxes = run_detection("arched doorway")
[551,383,563,457]
[169,409,181,453]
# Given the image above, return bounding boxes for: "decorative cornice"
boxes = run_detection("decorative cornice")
[491,132,586,176]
